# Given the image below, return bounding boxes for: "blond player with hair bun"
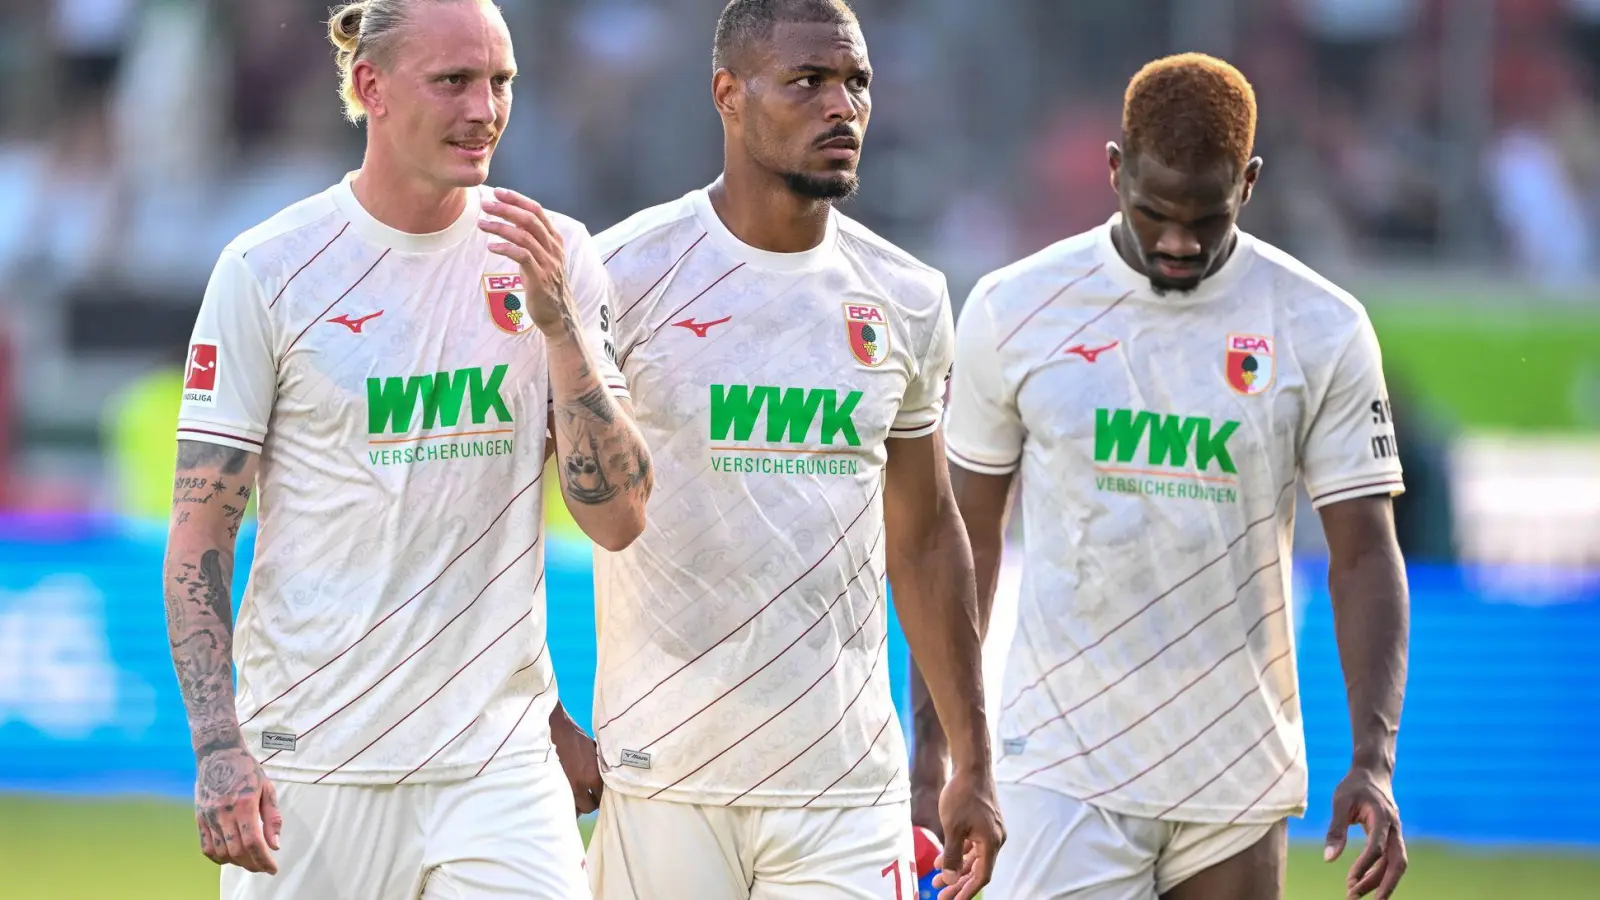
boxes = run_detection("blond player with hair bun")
[163,0,649,897]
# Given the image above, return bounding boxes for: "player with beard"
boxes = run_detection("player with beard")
[586,1,1003,898]
[918,53,1411,900]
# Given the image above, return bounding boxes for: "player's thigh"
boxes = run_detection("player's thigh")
[749,801,916,900]
[985,782,1163,900]
[1157,819,1286,900]
[586,788,754,900]
[422,759,591,899]
[221,780,425,900]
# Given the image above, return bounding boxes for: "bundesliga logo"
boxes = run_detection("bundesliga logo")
[184,342,218,406]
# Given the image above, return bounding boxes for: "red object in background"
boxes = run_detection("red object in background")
[912,825,943,878]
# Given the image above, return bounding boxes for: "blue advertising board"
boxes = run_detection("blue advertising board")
[0,515,1597,845]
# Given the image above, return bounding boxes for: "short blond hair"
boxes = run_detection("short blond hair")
[327,0,494,122]
[1122,52,1257,176]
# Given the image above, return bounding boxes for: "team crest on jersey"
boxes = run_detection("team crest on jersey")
[844,302,890,367]
[1225,334,1275,395]
[483,273,534,335]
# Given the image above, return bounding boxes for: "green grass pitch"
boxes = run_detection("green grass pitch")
[2,794,1597,899]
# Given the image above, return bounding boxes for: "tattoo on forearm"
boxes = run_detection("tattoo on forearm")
[554,378,652,507]
[165,546,240,752]
[562,428,620,505]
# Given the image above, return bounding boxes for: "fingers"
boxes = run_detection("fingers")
[483,189,563,258]
[1347,809,1388,888]
[1375,826,1408,899]
[939,822,968,878]
[480,219,560,274]
[197,810,225,864]
[261,778,283,852]
[1324,792,1354,861]
[952,842,988,900]
[233,797,280,875]
[198,798,279,874]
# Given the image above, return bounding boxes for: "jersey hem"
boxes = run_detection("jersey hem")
[888,419,940,439]
[1309,477,1405,509]
[995,775,1306,824]
[945,444,1019,475]
[176,424,266,452]
[261,747,547,786]
[598,777,911,809]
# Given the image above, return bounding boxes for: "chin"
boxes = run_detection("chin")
[782,170,860,201]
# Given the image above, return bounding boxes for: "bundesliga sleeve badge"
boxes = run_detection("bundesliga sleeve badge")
[483,273,534,335]
[844,302,890,367]
[1225,333,1274,395]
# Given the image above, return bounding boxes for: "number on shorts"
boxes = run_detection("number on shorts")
[881,860,904,898]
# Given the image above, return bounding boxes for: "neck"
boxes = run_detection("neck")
[351,142,469,235]
[709,151,833,254]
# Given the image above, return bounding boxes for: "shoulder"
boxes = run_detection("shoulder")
[834,212,947,310]
[221,188,345,286]
[967,228,1101,321]
[593,194,701,267]
[1243,233,1374,339]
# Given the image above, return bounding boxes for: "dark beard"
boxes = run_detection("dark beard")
[781,170,859,201]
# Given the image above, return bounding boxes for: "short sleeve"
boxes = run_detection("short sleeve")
[1302,312,1406,508]
[175,250,277,453]
[890,285,955,439]
[563,222,630,402]
[944,284,1025,475]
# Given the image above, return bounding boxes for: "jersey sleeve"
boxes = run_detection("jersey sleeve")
[890,285,956,439]
[1302,312,1406,508]
[563,221,630,402]
[175,250,277,453]
[944,282,1025,475]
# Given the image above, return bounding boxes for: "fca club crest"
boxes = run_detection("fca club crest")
[844,302,890,367]
[484,273,534,335]
[1226,333,1275,395]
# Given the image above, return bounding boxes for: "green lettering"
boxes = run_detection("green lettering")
[1194,418,1240,473]
[765,387,825,443]
[420,369,470,429]
[1094,408,1152,463]
[818,390,863,446]
[367,375,423,433]
[1146,414,1202,467]
[710,384,769,441]
[469,364,513,424]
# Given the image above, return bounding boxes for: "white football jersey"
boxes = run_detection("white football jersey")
[175,173,626,785]
[946,215,1404,823]
[589,187,954,808]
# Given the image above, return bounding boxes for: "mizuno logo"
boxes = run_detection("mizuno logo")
[1064,340,1119,362]
[673,316,732,338]
[329,311,384,333]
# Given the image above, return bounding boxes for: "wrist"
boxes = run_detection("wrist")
[192,725,244,758]
[1351,742,1396,777]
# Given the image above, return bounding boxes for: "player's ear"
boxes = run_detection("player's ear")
[1240,156,1263,205]
[352,59,386,119]
[1107,142,1123,195]
[713,67,742,120]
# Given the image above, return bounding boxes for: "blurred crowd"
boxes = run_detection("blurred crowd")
[0,0,1593,542]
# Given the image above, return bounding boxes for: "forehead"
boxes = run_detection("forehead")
[1125,152,1237,214]
[394,1,515,71]
[756,20,868,70]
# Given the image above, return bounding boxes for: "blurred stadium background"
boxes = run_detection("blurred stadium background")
[1,0,1598,896]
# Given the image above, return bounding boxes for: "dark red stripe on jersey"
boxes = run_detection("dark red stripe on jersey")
[270,222,350,310]
[1014,602,1289,782]
[313,608,535,783]
[995,264,1105,350]
[176,428,263,448]
[1043,289,1134,360]
[947,446,1020,473]
[602,241,628,265]
[618,262,746,370]
[1002,480,1295,713]
[285,249,390,354]
[1227,742,1303,824]
[635,527,884,753]
[596,482,881,732]
[804,713,894,807]
[1016,557,1281,741]
[261,554,542,756]
[1071,654,1296,802]
[476,650,554,777]
[722,629,891,805]
[872,764,901,806]
[1311,479,1404,506]
[396,714,480,784]
[644,600,883,800]
[617,232,706,323]
[1154,689,1300,819]
[243,476,541,724]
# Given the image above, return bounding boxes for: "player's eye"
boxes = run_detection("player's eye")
[795,74,821,88]
[849,75,869,91]
[441,74,466,86]
[492,75,513,89]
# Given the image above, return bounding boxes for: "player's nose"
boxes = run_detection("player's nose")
[820,82,859,122]
[1154,225,1202,259]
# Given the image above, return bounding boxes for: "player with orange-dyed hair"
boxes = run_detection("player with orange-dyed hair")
[917,53,1412,899]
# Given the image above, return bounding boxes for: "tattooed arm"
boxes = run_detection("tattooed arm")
[164,440,281,873]
[481,188,652,551]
